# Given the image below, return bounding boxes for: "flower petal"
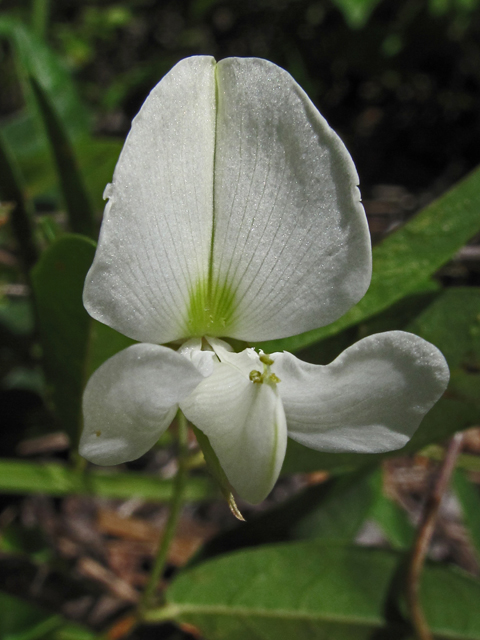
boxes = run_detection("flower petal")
[80,344,204,465]
[211,57,371,341]
[83,56,216,344]
[181,357,287,504]
[272,331,450,453]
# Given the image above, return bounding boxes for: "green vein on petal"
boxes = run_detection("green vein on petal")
[185,277,237,337]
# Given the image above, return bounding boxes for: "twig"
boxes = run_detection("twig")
[406,432,464,640]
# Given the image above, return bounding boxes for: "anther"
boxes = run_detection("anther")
[249,370,263,384]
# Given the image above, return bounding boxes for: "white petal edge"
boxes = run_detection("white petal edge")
[80,344,204,465]
[272,331,450,453]
[211,57,372,341]
[83,56,216,344]
[181,352,287,504]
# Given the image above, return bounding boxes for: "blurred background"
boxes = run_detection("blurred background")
[3,0,480,241]
[1,1,480,639]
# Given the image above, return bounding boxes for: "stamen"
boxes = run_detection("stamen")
[249,352,281,386]
[249,370,263,383]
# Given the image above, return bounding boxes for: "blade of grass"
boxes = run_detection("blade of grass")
[31,0,51,39]
[0,130,38,274]
[0,458,216,501]
[29,76,95,237]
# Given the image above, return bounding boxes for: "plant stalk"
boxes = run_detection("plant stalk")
[140,412,189,611]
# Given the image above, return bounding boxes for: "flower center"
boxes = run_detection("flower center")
[249,353,280,387]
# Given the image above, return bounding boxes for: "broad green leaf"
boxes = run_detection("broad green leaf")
[0,592,95,640]
[260,166,480,354]
[407,288,480,369]
[448,370,480,412]
[31,235,134,442]
[295,288,439,367]
[0,129,38,273]
[77,137,122,210]
[0,458,215,501]
[370,492,415,551]
[331,0,383,28]
[0,112,122,210]
[453,469,480,562]
[0,296,34,336]
[195,467,377,564]
[0,593,56,638]
[156,541,480,639]
[282,397,479,474]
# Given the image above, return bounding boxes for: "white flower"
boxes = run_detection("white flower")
[79,56,449,504]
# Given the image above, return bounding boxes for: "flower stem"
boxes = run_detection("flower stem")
[140,412,189,611]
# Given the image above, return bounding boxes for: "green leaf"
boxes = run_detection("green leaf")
[1,113,122,209]
[31,235,134,443]
[452,469,480,563]
[370,492,415,551]
[407,287,480,370]
[330,0,384,28]
[31,0,50,39]
[0,592,57,639]
[0,17,89,141]
[0,592,95,640]
[29,77,95,237]
[0,458,215,501]
[0,18,98,235]
[153,541,480,639]
[260,166,480,354]
[0,296,34,336]
[448,369,480,412]
[294,287,439,367]
[194,467,377,565]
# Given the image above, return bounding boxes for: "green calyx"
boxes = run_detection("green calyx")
[185,277,236,337]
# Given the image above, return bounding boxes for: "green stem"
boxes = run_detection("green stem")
[140,412,189,610]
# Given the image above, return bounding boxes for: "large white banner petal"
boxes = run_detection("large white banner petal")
[211,57,372,341]
[83,56,216,344]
